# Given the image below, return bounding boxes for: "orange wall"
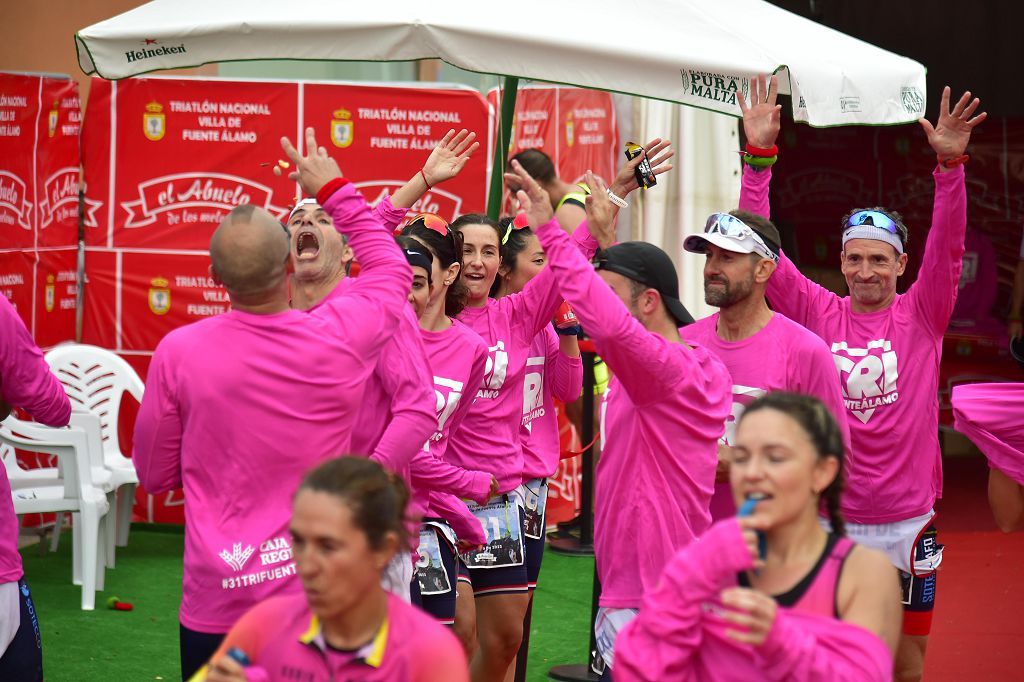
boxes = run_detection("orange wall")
[0,0,216,106]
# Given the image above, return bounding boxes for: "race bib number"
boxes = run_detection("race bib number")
[522,480,549,540]
[416,528,452,596]
[459,499,524,569]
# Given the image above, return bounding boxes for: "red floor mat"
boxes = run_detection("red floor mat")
[926,456,1024,680]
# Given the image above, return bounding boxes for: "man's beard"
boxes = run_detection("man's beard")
[704,274,754,308]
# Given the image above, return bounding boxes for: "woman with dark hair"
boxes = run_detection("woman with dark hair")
[199,457,468,682]
[614,392,901,681]
[397,215,498,628]
[444,195,599,681]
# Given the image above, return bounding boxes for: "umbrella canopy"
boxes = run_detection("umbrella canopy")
[76,0,926,127]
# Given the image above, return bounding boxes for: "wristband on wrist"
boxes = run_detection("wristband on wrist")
[315,177,352,205]
[554,322,583,337]
[745,142,778,157]
[938,154,969,168]
[418,168,432,189]
[606,188,628,208]
[743,153,777,168]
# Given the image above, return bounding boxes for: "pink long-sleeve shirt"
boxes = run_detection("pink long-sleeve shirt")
[409,321,492,510]
[741,165,966,524]
[1,295,72,583]
[521,326,583,480]
[210,592,468,682]
[682,312,851,519]
[133,182,411,633]
[952,383,1024,486]
[450,219,599,493]
[534,218,732,609]
[614,520,893,681]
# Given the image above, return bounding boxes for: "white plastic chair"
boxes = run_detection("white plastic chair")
[2,417,110,610]
[44,344,143,552]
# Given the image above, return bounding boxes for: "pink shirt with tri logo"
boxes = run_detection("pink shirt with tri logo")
[740,164,967,524]
[534,218,732,610]
[449,219,598,494]
[132,182,411,633]
[0,295,72,584]
[681,312,851,519]
[208,592,467,682]
[521,326,583,481]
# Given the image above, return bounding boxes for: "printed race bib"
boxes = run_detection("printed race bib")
[522,479,549,540]
[459,498,524,569]
[416,528,452,596]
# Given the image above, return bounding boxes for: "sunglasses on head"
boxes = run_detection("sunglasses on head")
[405,213,451,237]
[845,210,899,234]
[704,213,778,262]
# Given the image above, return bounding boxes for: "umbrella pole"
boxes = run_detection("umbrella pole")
[487,76,519,219]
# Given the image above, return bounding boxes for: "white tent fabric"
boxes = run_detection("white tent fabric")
[76,0,926,127]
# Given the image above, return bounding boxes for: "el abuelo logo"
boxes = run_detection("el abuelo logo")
[680,70,750,106]
[331,108,354,148]
[121,173,288,228]
[0,171,32,230]
[39,167,97,228]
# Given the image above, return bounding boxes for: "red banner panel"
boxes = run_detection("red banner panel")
[302,83,491,221]
[0,73,39,251]
[0,250,35,323]
[490,85,619,212]
[33,248,79,349]
[36,79,83,249]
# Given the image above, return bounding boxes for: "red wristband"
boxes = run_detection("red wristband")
[419,169,432,189]
[745,142,778,157]
[315,176,351,205]
[938,154,969,168]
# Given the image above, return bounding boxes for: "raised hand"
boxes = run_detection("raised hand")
[504,160,554,228]
[422,129,480,186]
[280,127,343,197]
[737,73,781,149]
[919,86,987,161]
[609,138,674,198]
[583,171,618,249]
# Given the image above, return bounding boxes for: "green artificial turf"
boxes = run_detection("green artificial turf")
[20,526,594,681]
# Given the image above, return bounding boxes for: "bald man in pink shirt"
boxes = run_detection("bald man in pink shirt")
[133,129,413,680]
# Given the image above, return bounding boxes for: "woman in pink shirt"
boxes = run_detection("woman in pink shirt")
[447,199,599,680]
[198,456,467,682]
[614,392,901,681]
[400,217,499,628]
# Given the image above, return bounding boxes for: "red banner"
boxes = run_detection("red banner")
[489,85,619,215]
[0,72,79,342]
[81,76,493,523]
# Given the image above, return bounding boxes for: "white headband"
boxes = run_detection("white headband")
[842,225,904,255]
[288,198,320,221]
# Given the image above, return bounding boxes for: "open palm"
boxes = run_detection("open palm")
[422,128,479,186]
[919,86,986,160]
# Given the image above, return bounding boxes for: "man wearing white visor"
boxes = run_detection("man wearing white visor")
[737,74,986,682]
[681,211,850,522]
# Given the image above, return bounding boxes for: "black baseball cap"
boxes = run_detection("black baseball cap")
[595,241,695,327]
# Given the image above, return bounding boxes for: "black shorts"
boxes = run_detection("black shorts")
[464,505,529,597]
[418,526,458,624]
[0,578,42,682]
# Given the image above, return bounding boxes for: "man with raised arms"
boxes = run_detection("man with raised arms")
[737,75,985,682]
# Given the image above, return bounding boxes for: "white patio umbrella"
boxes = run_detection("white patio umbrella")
[77,0,927,128]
